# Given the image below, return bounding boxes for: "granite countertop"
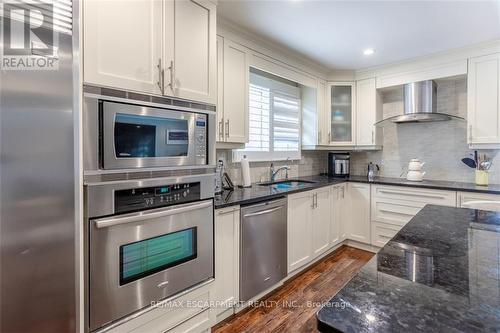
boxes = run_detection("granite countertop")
[317,205,500,333]
[215,175,500,209]
[214,175,345,209]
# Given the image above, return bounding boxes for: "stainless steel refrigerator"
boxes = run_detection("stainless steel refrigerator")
[0,1,77,332]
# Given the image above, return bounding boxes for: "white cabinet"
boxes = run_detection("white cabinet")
[371,185,456,247]
[165,0,217,104]
[217,37,249,144]
[84,0,216,104]
[312,187,332,257]
[468,53,500,148]
[83,0,163,94]
[356,78,381,147]
[214,206,240,322]
[326,82,356,146]
[458,191,500,212]
[287,187,332,273]
[287,191,314,273]
[330,184,347,246]
[346,183,371,244]
[317,80,328,145]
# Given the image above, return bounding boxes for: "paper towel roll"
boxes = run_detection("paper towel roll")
[241,155,252,187]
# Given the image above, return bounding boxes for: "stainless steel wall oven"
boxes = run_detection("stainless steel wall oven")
[85,174,214,332]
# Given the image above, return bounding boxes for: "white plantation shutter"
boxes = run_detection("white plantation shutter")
[234,69,301,162]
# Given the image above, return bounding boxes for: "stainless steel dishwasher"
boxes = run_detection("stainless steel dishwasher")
[240,197,287,301]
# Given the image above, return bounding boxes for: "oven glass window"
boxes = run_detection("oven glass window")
[114,113,189,158]
[120,227,197,285]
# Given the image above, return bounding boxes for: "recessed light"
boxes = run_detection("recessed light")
[363,48,375,56]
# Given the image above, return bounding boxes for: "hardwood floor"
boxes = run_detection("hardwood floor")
[212,246,374,333]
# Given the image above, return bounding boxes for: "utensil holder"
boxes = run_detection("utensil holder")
[475,170,489,186]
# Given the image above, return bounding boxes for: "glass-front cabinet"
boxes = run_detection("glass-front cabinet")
[327,82,356,146]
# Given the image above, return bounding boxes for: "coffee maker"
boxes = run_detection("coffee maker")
[328,153,350,178]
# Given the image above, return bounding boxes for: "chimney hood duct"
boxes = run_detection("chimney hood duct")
[375,80,465,125]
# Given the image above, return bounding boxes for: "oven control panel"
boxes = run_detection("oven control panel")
[114,182,201,214]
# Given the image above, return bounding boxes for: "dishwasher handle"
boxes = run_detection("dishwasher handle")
[242,205,284,218]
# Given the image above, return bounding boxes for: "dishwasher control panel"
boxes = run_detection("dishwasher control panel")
[114,182,201,214]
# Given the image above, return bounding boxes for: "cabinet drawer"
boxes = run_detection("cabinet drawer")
[371,198,426,227]
[458,191,500,211]
[371,222,400,247]
[107,283,213,333]
[166,308,212,333]
[372,185,456,206]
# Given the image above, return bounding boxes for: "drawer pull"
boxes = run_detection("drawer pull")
[378,208,416,216]
[378,189,447,200]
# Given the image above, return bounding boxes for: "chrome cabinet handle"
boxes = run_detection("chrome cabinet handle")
[372,130,374,144]
[94,200,212,229]
[341,187,345,199]
[167,60,174,90]
[218,120,224,140]
[469,125,473,142]
[318,130,322,144]
[243,206,284,218]
[157,58,165,94]
[225,119,230,138]
[328,131,331,142]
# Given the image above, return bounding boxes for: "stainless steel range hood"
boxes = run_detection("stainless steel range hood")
[376,80,465,125]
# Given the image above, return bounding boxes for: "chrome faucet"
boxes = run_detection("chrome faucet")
[269,163,290,182]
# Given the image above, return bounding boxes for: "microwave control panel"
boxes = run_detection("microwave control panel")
[195,115,207,165]
[115,182,201,214]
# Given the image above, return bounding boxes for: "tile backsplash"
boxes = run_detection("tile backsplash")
[217,78,500,186]
[216,150,328,185]
[350,78,500,184]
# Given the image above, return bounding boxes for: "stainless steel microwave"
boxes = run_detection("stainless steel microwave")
[83,90,216,172]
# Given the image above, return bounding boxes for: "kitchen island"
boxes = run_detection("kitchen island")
[317,205,500,332]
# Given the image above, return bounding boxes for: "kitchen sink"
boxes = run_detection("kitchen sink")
[258,180,316,189]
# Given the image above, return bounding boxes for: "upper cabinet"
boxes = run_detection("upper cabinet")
[164,0,217,104]
[467,53,500,148]
[83,0,217,105]
[216,37,249,144]
[356,78,382,147]
[83,0,163,95]
[326,82,356,146]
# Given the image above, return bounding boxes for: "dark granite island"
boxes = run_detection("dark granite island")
[317,205,500,333]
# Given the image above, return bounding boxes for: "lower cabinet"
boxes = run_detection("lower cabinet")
[287,191,314,273]
[330,184,346,245]
[214,206,240,322]
[346,183,371,244]
[458,191,500,211]
[287,186,332,273]
[371,185,456,247]
[312,186,332,257]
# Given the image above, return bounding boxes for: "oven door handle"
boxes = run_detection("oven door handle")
[94,200,213,229]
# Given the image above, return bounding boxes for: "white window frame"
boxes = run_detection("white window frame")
[233,70,302,163]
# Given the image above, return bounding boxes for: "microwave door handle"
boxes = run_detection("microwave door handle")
[94,200,212,229]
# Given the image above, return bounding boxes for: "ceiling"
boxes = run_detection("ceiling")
[217,0,500,71]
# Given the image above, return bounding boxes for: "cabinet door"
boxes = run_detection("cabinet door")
[223,40,249,143]
[165,0,217,104]
[339,184,349,241]
[327,82,356,146]
[317,80,328,145]
[356,78,377,146]
[468,53,500,145]
[216,36,225,142]
[287,192,313,273]
[312,187,331,256]
[215,207,240,317]
[348,183,371,244]
[84,0,162,94]
[330,186,341,246]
